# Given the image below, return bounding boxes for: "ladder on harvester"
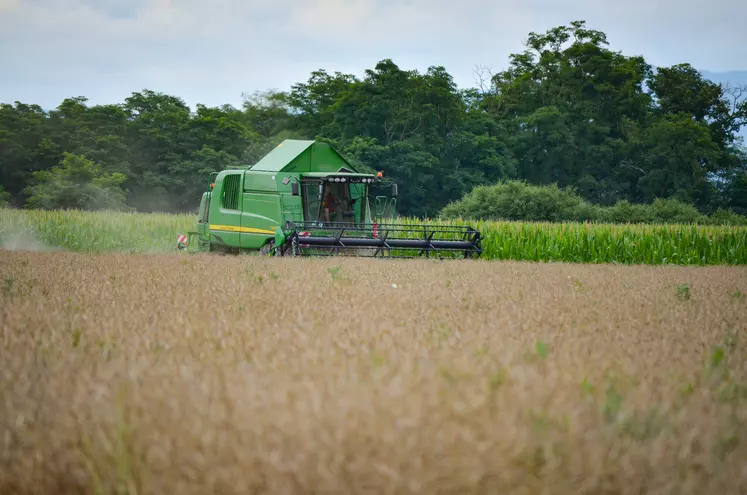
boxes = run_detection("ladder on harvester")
[374,195,397,223]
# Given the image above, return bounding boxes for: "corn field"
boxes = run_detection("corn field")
[1,208,746,264]
[423,218,747,265]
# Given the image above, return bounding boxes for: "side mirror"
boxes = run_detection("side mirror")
[392,183,398,197]
[318,183,324,201]
[291,182,299,196]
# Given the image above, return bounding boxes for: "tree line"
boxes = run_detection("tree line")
[1,21,746,219]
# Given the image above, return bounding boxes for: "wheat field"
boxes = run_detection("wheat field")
[1,250,746,494]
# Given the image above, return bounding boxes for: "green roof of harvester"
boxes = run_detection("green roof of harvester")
[249,139,362,174]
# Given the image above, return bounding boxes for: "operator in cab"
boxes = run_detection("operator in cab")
[323,191,337,223]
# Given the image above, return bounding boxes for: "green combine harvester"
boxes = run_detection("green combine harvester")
[179,139,481,258]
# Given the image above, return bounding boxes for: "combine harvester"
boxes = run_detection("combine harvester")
[178,140,481,259]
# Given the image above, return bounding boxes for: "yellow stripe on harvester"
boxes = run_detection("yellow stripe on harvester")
[209,224,276,235]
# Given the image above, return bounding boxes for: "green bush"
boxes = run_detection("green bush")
[568,202,604,222]
[24,152,129,211]
[440,180,747,225]
[648,198,706,224]
[598,200,653,224]
[440,180,585,222]
[708,209,747,226]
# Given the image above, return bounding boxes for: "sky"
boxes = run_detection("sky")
[1,0,746,110]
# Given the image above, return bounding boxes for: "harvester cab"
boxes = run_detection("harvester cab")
[183,140,481,259]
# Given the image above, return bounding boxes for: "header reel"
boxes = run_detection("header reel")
[278,221,481,259]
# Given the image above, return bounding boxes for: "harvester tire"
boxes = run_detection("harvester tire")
[260,240,274,256]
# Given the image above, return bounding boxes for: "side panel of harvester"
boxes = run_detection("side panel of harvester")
[240,172,284,250]
[205,170,301,251]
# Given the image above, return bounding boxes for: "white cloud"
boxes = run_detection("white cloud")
[0,0,745,110]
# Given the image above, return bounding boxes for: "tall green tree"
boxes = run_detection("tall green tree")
[487,21,653,205]
[1,21,745,219]
[25,152,127,210]
[644,64,747,209]
[0,102,59,205]
[286,69,358,138]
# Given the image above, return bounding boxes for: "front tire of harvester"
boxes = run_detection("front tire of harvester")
[282,239,293,257]
[260,240,274,257]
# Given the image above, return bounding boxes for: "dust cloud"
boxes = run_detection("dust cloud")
[0,228,60,252]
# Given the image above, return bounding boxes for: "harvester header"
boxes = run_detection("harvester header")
[179,139,481,259]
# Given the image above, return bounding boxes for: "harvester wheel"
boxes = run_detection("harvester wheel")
[260,240,274,257]
[262,239,292,257]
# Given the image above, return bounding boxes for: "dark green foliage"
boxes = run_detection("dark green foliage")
[25,153,128,211]
[1,21,745,217]
[0,185,10,207]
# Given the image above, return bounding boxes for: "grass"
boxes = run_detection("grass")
[1,207,746,264]
[1,251,746,493]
